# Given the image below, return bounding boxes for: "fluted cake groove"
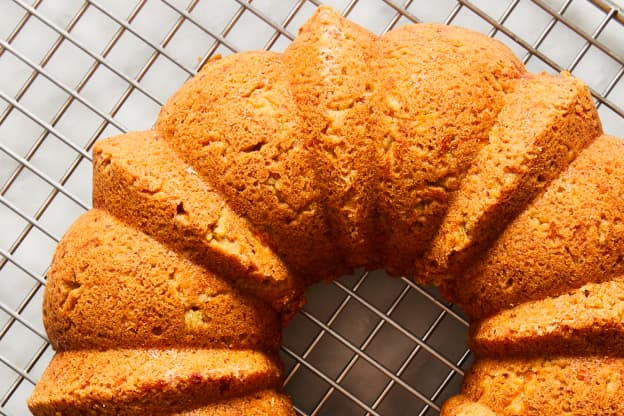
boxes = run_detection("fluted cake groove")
[29,5,624,416]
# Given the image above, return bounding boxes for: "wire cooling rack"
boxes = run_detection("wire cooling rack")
[0,0,623,415]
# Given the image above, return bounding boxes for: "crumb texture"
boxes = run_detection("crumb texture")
[43,209,281,352]
[283,7,380,269]
[156,50,343,282]
[461,356,624,416]
[472,275,624,356]
[28,348,285,416]
[93,131,304,316]
[428,72,601,278]
[372,23,525,275]
[448,135,624,319]
[441,395,497,416]
[28,5,624,416]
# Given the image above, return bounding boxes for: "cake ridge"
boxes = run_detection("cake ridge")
[426,71,602,282]
[441,395,497,416]
[43,209,282,353]
[283,5,381,270]
[29,5,624,415]
[371,20,526,277]
[447,135,624,320]
[155,49,348,283]
[455,355,624,416]
[156,8,528,282]
[470,274,624,357]
[167,390,295,416]
[92,130,305,320]
[28,347,285,416]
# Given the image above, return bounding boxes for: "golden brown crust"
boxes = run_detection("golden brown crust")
[441,395,498,416]
[461,356,624,416]
[449,135,624,319]
[28,348,283,416]
[92,131,304,318]
[372,23,525,276]
[44,209,280,352]
[27,5,624,416]
[471,275,624,357]
[283,6,380,269]
[156,51,345,283]
[428,72,602,280]
[170,390,295,416]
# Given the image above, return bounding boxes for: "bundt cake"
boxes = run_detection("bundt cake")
[28,5,624,415]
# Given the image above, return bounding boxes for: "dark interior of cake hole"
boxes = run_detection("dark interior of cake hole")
[280,268,472,415]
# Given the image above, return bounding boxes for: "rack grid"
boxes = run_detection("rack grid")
[0,0,623,415]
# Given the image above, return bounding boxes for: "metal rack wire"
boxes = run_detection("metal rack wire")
[0,0,622,415]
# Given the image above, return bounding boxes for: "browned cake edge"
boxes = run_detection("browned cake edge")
[470,275,624,357]
[458,355,624,416]
[43,208,281,352]
[28,348,284,416]
[92,130,305,320]
[428,71,602,281]
[440,395,498,416]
